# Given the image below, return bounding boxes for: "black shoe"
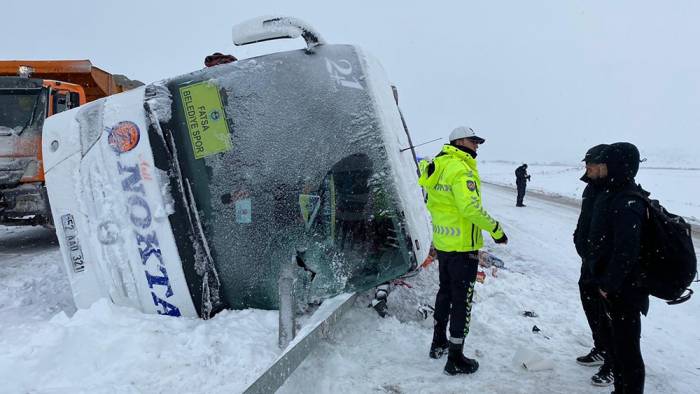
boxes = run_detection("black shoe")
[370,298,388,318]
[576,347,605,366]
[429,342,449,359]
[444,341,479,375]
[516,204,526,207]
[429,325,449,359]
[591,363,614,387]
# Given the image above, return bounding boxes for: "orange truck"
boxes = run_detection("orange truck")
[0,60,141,226]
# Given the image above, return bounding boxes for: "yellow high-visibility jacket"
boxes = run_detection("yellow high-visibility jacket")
[419,144,504,252]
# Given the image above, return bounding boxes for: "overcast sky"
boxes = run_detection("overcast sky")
[3,1,699,165]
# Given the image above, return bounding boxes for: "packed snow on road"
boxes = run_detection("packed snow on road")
[1,182,698,394]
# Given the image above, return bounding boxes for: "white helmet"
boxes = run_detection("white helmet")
[449,126,485,144]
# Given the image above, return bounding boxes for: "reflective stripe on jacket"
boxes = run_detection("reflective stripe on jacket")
[419,144,503,252]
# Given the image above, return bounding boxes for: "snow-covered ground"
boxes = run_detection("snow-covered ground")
[1,185,699,393]
[0,226,280,393]
[479,161,700,225]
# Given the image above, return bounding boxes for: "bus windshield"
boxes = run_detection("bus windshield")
[153,44,416,312]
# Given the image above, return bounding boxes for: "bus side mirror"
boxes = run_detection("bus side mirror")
[232,16,325,52]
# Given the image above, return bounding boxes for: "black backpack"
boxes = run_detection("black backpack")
[629,191,698,304]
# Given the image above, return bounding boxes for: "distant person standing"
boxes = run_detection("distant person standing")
[573,144,614,387]
[515,164,531,207]
[418,126,508,376]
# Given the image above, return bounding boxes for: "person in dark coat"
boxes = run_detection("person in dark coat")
[515,164,531,207]
[573,144,615,387]
[204,52,237,67]
[586,142,648,394]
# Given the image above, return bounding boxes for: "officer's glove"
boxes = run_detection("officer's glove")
[493,233,508,244]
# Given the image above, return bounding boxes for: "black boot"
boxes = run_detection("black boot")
[444,340,479,375]
[429,325,448,359]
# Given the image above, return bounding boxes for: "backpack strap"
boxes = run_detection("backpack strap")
[618,189,653,220]
[620,189,650,203]
[667,288,694,305]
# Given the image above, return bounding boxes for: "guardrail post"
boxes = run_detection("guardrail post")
[278,253,296,349]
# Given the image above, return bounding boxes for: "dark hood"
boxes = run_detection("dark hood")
[602,142,640,188]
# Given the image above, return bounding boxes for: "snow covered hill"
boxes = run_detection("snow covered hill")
[1,185,698,393]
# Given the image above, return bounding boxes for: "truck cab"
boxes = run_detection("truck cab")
[0,61,140,226]
[0,76,85,225]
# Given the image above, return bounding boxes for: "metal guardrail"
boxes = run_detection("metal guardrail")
[242,293,358,394]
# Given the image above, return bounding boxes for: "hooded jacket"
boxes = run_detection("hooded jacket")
[418,144,504,252]
[573,144,609,283]
[586,142,649,314]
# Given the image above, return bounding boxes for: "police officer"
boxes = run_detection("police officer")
[419,126,508,375]
[515,164,531,207]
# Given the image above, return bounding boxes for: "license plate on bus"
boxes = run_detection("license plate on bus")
[60,214,86,273]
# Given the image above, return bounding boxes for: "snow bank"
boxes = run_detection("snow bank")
[1,297,279,394]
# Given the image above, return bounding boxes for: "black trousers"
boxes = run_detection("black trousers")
[516,182,526,205]
[579,282,611,358]
[433,250,479,339]
[605,298,645,394]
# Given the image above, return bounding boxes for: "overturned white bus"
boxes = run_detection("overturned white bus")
[43,17,431,318]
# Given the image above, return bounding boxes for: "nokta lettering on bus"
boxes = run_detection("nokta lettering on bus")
[117,149,181,316]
